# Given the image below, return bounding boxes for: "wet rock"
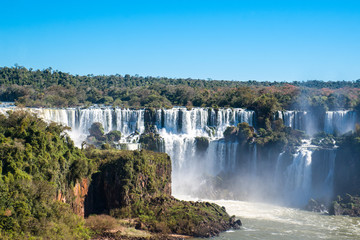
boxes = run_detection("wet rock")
[305,198,328,213]
[229,216,242,229]
[329,194,360,217]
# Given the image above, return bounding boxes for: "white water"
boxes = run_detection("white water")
[273,140,336,207]
[0,105,343,206]
[190,199,360,240]
[283,142,313,206]
[324,111,357,135]
[155,108,254,195]
[278,110,357,135]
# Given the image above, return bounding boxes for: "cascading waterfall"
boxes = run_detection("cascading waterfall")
[154,107,255,195]
[28,107,146,146]
[278,110,357,135]
[252,144,258,178]
[0,104,350,207]
[324,110,357,134]
[155,107,253,137]
[274,151,285,186]
[283,140,314,206]
[273,140,336,207]
[26,106,255,191]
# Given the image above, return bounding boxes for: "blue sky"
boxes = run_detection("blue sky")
[1,0,360,82]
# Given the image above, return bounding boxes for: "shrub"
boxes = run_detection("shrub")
[85,215,118,234]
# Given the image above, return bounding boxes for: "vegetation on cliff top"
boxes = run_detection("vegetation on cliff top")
[84,148,239,237]
[86,122,122,149]
[0,111,93,239]
[223,121,304,152]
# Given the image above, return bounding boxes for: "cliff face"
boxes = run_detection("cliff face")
[72,178,90,216]
[55,178,90,216]
[334,151,360,197]
[82,149,239,237]
[84,149,171,216]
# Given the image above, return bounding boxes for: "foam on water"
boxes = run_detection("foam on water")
[189,199,360,240]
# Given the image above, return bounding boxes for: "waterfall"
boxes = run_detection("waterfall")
[284,143,313,206]
[251,144,257,178]
[274,140,337,207]
[279,110,357,135]
[274,151,285,185]
[24,106,253,196]
[0,104,346,207]
[155,108,254,196]
[27,107,146,145]
[324,110,357,135]
[155,107,254,137]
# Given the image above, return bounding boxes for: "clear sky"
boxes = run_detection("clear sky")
[1,0,359,82]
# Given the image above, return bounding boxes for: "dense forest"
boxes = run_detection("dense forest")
[1,66,360,112]
[0,111,93,239]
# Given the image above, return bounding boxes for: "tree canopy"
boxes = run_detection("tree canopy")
[1,66,360,111]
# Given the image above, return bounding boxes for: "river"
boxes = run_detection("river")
[189,199,360,240]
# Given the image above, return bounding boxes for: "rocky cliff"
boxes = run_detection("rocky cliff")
[84,149,171,216]
[83,149,240,238]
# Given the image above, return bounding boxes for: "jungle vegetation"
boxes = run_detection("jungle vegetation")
[0,111,94,239]
[1,66,360,112]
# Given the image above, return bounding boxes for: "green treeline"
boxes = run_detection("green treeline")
[1,66,360,111]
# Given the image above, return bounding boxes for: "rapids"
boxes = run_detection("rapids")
[191,199,360,240]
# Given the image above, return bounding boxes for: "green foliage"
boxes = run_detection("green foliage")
[85,149,172,205]
[223,126,238,141]
[194,137,210,152]
[336,124,360,152]
[139,133,164,152]
[111,196,232,237]
[105,130,121,142]
[255,125,304,151]
[223,119,303,154]
[223,122,255,143]
[86,123,122,149]
[0,111,93,239]
[251,94,281,129]
[222,118,303,153]
[88,122,105,141]
[237,122,255,141]
[329,194,360,216]
[1,66,359,111]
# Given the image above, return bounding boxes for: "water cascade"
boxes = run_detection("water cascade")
[283,140,314,206]
[0,104,355,207]
[154,108,255,195]
[324,111,357,134]
[278,110,357,135]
